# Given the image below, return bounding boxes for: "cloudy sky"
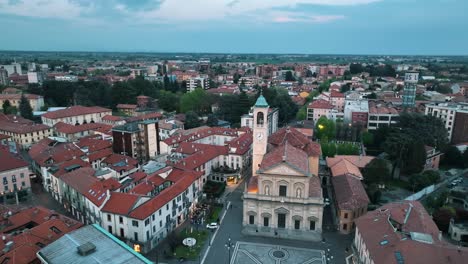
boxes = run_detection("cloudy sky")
[0,0,467,55]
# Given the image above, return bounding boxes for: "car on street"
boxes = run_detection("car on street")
[206,222,218,229]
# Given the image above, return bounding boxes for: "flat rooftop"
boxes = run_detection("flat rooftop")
[37,224,152,264]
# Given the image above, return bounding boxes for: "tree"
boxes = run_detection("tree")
[433,207,457,232]
[364,93,377,99]
[2,100,12,114]
[403,141,427,175]
[315,116,335,140]
[206,114,218,127]
[305,70,313,77]
[349,63,363,74]
[434,83,452,94]
[261,87,298,126]
[19,95,33,120]
[463,149,468,168]
[442,146,463,168]
[363,158,391,185]
[184,111,201,129]
[285,71,295,81]
[296,106,307,120]
[362,131,374,147]
[340,83,351,93]
[180,88,212,114]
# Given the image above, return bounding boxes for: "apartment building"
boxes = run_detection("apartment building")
[54,122,112,142]
[0,93,45,111]
[186,77,209,92]
[0,147,30,193]
[425,102,468,142]
[41,105,112,126]
[307,99,334,122]
[367,100,400,130]
[344,100,369,126]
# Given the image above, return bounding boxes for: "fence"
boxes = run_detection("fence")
[405,184,435,201]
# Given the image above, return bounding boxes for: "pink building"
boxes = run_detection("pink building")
[307,99,334,122]
[0,147,30,193]
[330,90,345,112]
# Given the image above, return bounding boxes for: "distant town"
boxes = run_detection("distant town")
[0,51,467,264]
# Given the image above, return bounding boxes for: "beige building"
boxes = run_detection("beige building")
[0,93,44,111]
[0,116,52,149]
[243,95,324,241]
[41,105,112,127]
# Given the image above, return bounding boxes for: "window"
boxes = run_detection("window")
[249,215,255,225]
[119,216,123,224]
[294,220,300,230]
[277,214,286,228]
[107,214,111,221]
[153,226,156,232]
[310,220,316,230]
[145,218,150,226]
[11,175,16,183]
[343,223,348,230]
[166,204,169,210]
[3,186,7,191]
[146,231,150,240]
[134,232,138,242]
[263,217,269,227]
[132,220,139,227]
[160,220,162,227]
[344,213,348,219]
[2,177,7,185]
[21,182,25,187]
[120,228,124,237]
[50,226,62,234]
[20,173,24,178]
[108,226,113,234]
[279,185,287,197]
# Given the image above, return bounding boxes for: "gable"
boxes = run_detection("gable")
[261,163,306,176]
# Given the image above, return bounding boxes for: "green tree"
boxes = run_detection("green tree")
[315,116,335,140]
[180,88,212,114]
[442,146,463,168]
[363,158,391,185]
[340,83,351,93]
[403,141,427,175]
[296,106,307,120]
[158,90,180,112]
[362,131,374,146]
[349,63,363,74]
[463,150,468,168]
[261,87,298,126]
[2,100,12,114]
[184,111,201,129]
[206,114,218,127]
[19,95,33,120]
[285,71,295,81]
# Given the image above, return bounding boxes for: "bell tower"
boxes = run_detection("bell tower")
[252,93,269,176]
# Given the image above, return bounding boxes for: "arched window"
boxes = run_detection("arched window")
[256,112,264,126]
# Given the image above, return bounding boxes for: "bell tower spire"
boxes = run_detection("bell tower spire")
[252,93,269,176]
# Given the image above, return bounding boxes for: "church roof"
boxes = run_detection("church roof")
[268,127,321,157]
[259,141,309,175]
[254,95,269,108]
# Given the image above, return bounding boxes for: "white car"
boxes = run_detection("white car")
[206,222,218,229]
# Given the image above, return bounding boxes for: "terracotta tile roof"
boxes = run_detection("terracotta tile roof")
[0,149,28,172]
[0,93,42,100]
[332,174,369,210]
[84,178,121,207]
[260,141,309,175]
[129,170,201,220]
[129,175,165,195]
[59,167,99,196]
[166,168,202,183]
[42,106,111,119]
[129,171,148,182]
[268,127,321,157]
[308,176,322,198]
[171,144,228,171]
[102,115,124,121]
[77,137,112,152]
[54,122,112,134]
[51,158,92,177]
[126,112,163,123]
[29,141,85,167]
[163,126,242,145]
[308,99,334,109]
[88,148,113,162]
[0,120,50,134]
[328,158,363,178]
[101,192,142,215]
[116,104,137,109]
[102,154,138,172]
[330,90,345,98]
[326,155,374,176]
[226,131,252,155]
[355,201,468,264]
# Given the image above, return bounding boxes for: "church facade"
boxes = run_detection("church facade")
[242,94,324,241]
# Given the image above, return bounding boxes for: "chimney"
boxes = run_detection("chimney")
[438,231,442,241]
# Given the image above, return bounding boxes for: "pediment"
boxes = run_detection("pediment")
[261,163,305,176]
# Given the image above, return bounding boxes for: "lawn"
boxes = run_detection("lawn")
[174,230,208,260]
[207,206,223,223]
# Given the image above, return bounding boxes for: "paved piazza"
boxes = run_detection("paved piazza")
[230,242,325,264]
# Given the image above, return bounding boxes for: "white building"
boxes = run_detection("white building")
[186,77,209,92]
[425,102,468,141]
[41,105,112,126]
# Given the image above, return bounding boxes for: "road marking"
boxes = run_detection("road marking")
[201,201,231,264]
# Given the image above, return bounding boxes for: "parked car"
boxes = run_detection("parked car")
[206,222,218,229]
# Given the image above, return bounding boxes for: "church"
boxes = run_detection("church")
[242,94,324,241]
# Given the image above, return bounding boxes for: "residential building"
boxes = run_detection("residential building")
[241,106,279,135]
[117,104,138,116]
[0,115,52,149]
[319,65,347,76]
[353,201,468,264]
[0,206,82,264]
[0,67,8,85]
[41,105,112,126]
[27,71,45,84]
[330,90,345,112]
[102,115,126,126]
[186,77,209,91]
[448,219,468,244]
[344,100,369,126]
[243,95,324,241]
[0,93,45,111]
[37,224,152,264]
[112,120,160,163]
[0,63,22,77]
[331,174,369,234]
[307,99,334,122]
[101,154,140,180]
[425,102,468,142]
[402,71,419,108]
[367,100,400,130]
[0,147,30,193]
[326,155,375,182]
[54,122,112,142]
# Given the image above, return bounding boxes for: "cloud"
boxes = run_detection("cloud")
[128,0,379,24]
[0,0,94,20]
[269,11,345,23]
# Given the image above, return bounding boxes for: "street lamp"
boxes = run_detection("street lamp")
[318,124,324,130]
[225,236,234,264]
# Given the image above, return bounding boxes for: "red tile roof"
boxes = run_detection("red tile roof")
[330,90,345,98]
[84,178,121,207]
[259,141,309,175]
[308,99,334,109]
[326,155,374,178]
[102,154,138,172]
[332,174,369,211]
[59,167,99,196]
[355,201,468,264]
[0,120,50,134]
[226,131,252,155]
[126,112,163,123]
[129,175,166,195]
[42,106,111,119]
[171,144,228,171]
[116,104,137,109]
[88,148,113,162]
[0,149,28,172]
[102,115,124,121]
[0,93,42,100]
[29,141,85,167]
[77,137,112,152]
[129,170,201,219]
[268,127,321,157]
[51,158,91,177]
[101,192,142,215]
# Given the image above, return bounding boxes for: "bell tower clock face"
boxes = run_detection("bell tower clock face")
[256,132,264,140]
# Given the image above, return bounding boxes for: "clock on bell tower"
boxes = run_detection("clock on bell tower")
[252,93,269,176]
